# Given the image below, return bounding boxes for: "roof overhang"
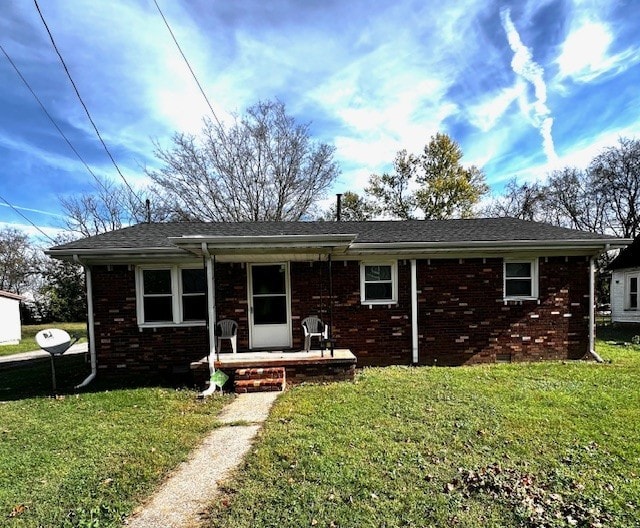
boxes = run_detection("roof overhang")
[349,238,630,256]
[45,234,628,264]
[45,247,190,264]
[168,234,358,257]
[0,290,25,301]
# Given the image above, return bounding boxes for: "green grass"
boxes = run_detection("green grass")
[2,326,639,527]
[0,356,232,527]
[0,322,87,357]
[205,339,640,527]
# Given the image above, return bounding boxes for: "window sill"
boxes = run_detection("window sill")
[503,297,538,302]
[361,300,398,306]
[138,321,206,329]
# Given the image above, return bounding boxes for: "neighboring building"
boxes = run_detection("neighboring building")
[46,219,625,380]
[609,236,640,323]
[0,290,24,345]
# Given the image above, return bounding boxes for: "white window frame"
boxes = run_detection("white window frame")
[136,265,207,327]
[360,261,398,305]
[625,271,640,310]
[503,258,538,300]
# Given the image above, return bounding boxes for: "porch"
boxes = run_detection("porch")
[190,349,357,391]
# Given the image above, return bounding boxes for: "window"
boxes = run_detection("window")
[142,269,173,322]
[504,259,538,299]
[181,268,207,321]
[361,262,397,304]
[626,273,640,310]
[137,266,207,325]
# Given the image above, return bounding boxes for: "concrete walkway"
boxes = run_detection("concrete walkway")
[0,343,88,366]
[125,391,281,528]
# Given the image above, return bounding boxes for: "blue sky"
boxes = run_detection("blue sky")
[1,0,639,240]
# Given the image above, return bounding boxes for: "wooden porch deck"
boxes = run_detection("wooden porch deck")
[191,349,357,387]
[214,348,355,367]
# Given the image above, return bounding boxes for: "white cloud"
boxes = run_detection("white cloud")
[467,82,524,132]
[556,19,640,84]
[0,202,63,219]
[0,221,64,244]
[500,8,557,162]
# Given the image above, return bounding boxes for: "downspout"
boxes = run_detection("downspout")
[588,256,604,363]
[411,259,419,364]
[73,255,97,388]
[328,253,334,356]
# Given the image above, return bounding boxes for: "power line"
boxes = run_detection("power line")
[32,0,144,207]
[152,0,225,130]
[0,193,57,243]
[0,43,111,198]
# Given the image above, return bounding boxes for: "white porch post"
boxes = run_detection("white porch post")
[202,244,217,360]
[411,259,419,364]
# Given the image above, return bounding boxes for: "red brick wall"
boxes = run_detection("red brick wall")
[90,256,591,375]
[291,260,413,367]
[91,265,208,376]
[417,257,590,365]
[213,262,249,350]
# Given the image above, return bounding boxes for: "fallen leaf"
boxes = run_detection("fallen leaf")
[8,504,27,518]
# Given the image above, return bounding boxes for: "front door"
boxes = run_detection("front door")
[248,263,291,348]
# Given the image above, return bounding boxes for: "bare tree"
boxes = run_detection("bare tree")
[0,227,39,295]
[148,100,340,221]
[60,176,151,238]
[482,178,547,221]
[485,138,640,238]
[589,137,640,238]
[545,167,607,233]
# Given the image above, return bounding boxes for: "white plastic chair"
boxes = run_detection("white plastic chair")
[216,319,238,354]
[302,316,328,352]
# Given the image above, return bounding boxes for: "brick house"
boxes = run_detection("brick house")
[47,218,625,384]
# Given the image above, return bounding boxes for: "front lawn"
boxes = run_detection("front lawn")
[0,322,87,357]
[206,341,640,527]
[0,356,232,526]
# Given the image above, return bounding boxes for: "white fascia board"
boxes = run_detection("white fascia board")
[46,247,188,264]
[349,238,628,254]
[170,234,357,253]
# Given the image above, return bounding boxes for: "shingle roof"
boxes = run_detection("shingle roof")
[50,218,617,252]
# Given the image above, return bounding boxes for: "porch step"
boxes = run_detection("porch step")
[233,367,286,393]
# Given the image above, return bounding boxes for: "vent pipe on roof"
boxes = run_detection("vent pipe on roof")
[145,199,151,223]
[336,193,343,222]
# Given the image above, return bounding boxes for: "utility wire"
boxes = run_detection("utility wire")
[0,43,111,198]
[33,0,144,207]
[0,194,57,243]
[152,0,225,130]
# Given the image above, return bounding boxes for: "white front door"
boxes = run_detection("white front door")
[248,263,292,348]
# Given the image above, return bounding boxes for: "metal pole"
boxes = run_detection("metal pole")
[50,355,57,395]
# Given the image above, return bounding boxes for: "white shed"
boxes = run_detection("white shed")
[0,290,24,345]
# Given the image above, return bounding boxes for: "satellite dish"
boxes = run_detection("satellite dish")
[36,328,74,356]
[35,329,80,395]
